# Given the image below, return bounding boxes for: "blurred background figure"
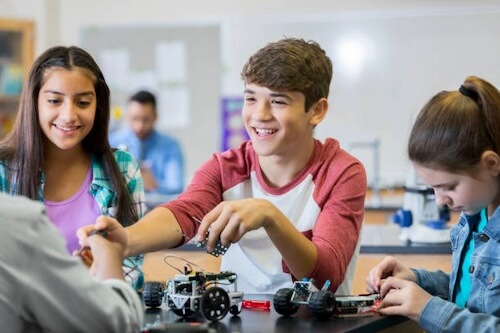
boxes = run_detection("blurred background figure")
[110,90,184,204]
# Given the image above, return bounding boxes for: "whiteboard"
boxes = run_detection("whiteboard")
[82,24,221,182]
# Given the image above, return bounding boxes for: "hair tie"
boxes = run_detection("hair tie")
[459,85,479,100]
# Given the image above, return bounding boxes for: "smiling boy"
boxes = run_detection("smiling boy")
[81,38,367,294]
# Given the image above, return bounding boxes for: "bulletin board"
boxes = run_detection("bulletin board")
[81,24,221,180]
[221,97,248,151]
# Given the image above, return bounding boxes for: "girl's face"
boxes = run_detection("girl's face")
[38,68,96,153]
[413,155,500,215]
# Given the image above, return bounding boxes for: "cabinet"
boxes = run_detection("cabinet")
[0,18,34,138]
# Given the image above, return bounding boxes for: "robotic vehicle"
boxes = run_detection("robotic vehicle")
[143,269,244,322]
[273,278,336,319]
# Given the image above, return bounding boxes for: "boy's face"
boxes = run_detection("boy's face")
[242,83,318,159]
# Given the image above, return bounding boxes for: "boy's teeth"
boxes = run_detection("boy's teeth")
[256,128,276,134]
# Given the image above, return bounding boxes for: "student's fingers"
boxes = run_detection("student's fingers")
[366,269,381,293]
[366,262,391,292]
[206,211,231,251]
[377,303,404,317]
[378,276,409,297]
[219,214,245,245]
[196,205,221,242]
[95,216,128,246]
[76,225,97,246]
[76,216,111,240]
[366,276,383,294]
[366,256,401,292]
[94,215,119,232]
[87,233,123,256]
[197,203,232,251]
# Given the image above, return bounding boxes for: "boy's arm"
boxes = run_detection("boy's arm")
[296,162,366,291]
[126,206,185,256]
[263,205,319,278]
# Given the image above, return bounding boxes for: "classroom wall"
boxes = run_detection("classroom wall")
[220,10,500,186]
[2,0,500,186]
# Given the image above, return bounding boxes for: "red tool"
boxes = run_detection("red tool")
[242,300,271,311]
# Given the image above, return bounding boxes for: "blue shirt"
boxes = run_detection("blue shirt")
[109,129,184,195]
[454,208,488,307]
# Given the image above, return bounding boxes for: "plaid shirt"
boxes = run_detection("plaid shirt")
[0,150,146,289]
[0,150,146,218]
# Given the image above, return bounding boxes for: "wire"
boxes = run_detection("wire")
[163,254,204,274]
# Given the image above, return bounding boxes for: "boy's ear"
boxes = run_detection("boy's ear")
[481,150,500,176]
[309,98,328,126]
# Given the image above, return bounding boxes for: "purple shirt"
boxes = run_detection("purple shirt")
[45,167,101,253]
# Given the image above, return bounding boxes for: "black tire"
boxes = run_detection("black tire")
[309,291,336,319]
[201,287,230,321]
[143,281,163,308]
[229,304,241,316]
[170,283,196,318]
[273,288,299,316]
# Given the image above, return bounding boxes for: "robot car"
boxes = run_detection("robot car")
[143,269,244,322]
[273,278,336,319]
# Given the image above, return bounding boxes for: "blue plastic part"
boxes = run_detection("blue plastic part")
[392,209,412,227]
[425,219,449,230]
[321,280,331,291]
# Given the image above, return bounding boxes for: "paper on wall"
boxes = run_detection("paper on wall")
[155,41,187,83]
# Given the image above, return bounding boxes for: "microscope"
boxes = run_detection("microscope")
[392,169,451,243]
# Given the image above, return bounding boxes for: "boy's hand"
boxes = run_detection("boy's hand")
[376,277,431,322]
[366,256,417,293]
[196,198,276,252]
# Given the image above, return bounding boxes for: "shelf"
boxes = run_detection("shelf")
[0,18,34,138]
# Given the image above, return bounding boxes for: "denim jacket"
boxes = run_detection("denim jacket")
[414,207,500,332]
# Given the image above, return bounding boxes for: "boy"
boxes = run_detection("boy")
[81,38,366,294]
[0,194,143,332]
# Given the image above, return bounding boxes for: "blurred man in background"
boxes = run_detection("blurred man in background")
[110,90,184,198]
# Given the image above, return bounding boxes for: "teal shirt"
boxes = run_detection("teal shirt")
[455,208,488,307]
[0,150,146,289]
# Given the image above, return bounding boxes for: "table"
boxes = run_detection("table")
[142,294,421,333]
[360,223,451,254]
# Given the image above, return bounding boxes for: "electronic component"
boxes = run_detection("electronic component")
[191,216,230,257]
[334,295,382,317]
[196,230,230,257]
